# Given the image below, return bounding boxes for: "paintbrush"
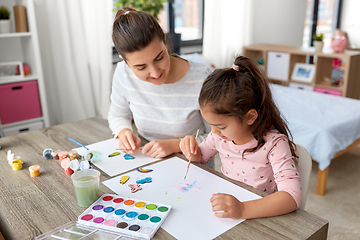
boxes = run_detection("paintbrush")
[184,129,199,180]
[116,148,142,151]
[68,137,89,150]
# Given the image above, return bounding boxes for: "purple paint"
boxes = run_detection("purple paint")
[93,217,105,223]
[92,205,103,210]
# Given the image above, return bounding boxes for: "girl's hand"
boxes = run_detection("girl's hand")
[141,139,181,158]
[117,128,141,154]
[179,135,199,160]
[210,193,244,219]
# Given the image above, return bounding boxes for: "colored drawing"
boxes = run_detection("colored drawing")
[176,181,200,192]
[129,184,142,193]
[120,175,129,184]
[124,154,135,160]
[136,167,153,173]
[136,177,152,184]
[108,152,121,157]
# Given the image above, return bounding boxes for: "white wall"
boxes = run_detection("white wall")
[340,0,360,48]
[251,0,307,46]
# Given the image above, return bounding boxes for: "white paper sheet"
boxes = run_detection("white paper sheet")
[74,138,160,177]
[103,157,262,240]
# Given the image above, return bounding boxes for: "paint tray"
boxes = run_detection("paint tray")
[35,194,171,240]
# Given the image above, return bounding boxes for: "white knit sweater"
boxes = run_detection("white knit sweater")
[108,58,213,143]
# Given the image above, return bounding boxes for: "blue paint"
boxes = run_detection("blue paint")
[115,209,126,215]
[180,181,197,192]
[125,211,138,218]
[103,207,115,213]
[136,177,152,184]
[124,154,135,160]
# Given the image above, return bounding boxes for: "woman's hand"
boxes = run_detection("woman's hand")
[117,128,141,154]
[210,193,244,219]
[141,139,181,158]
[179,135,200,161]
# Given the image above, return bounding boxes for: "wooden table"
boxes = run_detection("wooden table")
[0,117,328,240]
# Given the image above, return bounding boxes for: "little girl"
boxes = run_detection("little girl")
[180,56,301,219]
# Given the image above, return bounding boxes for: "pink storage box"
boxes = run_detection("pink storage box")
[314,87,342,96]
[0,80,42,124]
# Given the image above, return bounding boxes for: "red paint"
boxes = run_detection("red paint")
[64,167,74,175]
[102,196,113,201]
[113,198,124,203]
[81,214,93,221]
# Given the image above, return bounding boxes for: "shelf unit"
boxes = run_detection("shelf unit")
[243,44,360,99]
[0,0,49,136]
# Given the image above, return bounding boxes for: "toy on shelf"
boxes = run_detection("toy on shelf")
[331,29,348,53]
[16,63,31,76]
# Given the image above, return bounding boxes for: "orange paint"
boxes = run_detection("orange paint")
[58,151,68,161]
[124,200,135,206]
[29,165,40,177]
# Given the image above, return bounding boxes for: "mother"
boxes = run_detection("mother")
[109,7,213,161]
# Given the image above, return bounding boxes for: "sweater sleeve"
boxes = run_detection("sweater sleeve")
[269,136,302,209]
[198,132,219,164]
[194,65,213,144]
[108,64,134,138]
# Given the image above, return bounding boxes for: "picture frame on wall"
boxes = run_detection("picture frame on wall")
[291,63,316,83]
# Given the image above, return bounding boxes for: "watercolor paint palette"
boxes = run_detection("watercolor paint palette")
[78,194,171,239]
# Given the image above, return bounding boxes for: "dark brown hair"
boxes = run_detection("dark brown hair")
[199,56,297,159]
[112,7,165,61]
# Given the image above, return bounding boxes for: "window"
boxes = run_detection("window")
[113,0,204,55]
[302,0,342,48]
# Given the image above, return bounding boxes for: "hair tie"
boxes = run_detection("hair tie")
[124,11,130,15]
[232,64,239,71]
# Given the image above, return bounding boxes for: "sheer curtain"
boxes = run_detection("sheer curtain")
[33,0,113,126]
[202,0,253,68]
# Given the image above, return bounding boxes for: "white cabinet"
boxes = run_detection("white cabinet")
[266,51,290,81]
[0,0,49,136]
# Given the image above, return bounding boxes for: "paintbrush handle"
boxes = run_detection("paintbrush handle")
[184,129,199,180]
[117,148,142,151]
[68,137,89,150]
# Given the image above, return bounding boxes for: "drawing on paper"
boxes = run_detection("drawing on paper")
[175,181,200,193]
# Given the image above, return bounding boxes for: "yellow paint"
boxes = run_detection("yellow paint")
[135,201,146,208]
[11,159,22,171]
[120,175,129,184]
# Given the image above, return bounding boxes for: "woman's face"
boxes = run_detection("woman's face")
[124,38,171,85]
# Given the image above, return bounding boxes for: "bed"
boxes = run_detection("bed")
[183,53,360,195]
[271,84,360,195]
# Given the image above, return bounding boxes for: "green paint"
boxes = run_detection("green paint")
[73,176,99,207]
[150,216,161,223]
[146,204,157,210]
[158,206,169,212]
[108,152,121,157]
[138,214,149,220]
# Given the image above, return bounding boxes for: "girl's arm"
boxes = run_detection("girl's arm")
[210,191,297,219]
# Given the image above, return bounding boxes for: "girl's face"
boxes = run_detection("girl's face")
[200,106,257,145]
[124,38,170,85]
